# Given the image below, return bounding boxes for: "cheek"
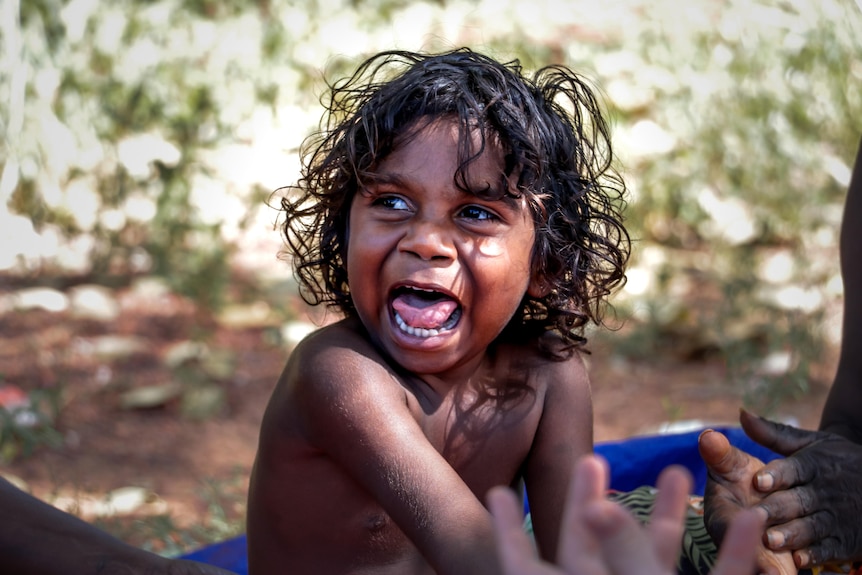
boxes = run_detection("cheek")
[472,240,535,296]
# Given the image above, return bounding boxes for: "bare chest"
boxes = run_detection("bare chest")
[406,386,542,493]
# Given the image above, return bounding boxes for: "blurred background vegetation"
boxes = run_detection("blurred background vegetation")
[6,0,861,411]
[4,0,861,380]
[2,0,862,547]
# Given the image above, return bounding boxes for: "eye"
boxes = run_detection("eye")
[373,195,410,211]
[459,205,497,221]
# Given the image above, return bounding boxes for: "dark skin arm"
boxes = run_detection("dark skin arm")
[821,135,862,444]
[284,332,503,575]
[0,476,236,575]
[522,353,593,562]
[702,136,862,570]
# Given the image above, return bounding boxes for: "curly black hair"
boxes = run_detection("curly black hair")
[277,48,630,350]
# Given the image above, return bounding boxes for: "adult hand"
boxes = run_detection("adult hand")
[737,408,862,567]
[488,454,762,575]
[698,427,797,575]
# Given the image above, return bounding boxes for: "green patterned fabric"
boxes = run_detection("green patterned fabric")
[609,486,717,575]
[522,487,717,575]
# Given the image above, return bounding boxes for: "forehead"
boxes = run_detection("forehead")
[370,117,511,195]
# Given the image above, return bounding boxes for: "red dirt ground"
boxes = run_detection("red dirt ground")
[0,277,835,553]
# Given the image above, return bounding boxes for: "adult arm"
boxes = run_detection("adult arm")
[821,135,862,442]
[703,136,862,569]
[0,476,236,575]
[740,136,862,566]
[521,352,593,562]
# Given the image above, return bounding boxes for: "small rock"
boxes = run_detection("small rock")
[217,301,275,329]
[128,276,172,301]
[76,335,148,361]
[181,384,225,420]
[68,284,120,321]
[11,287,69,313]
[201,349,236,380]
[119,383,183,410]
[163,340,208,368]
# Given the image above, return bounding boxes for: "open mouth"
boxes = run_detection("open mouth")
[390,286,462,338]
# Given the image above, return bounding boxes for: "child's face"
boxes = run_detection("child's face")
[346,118,544,379]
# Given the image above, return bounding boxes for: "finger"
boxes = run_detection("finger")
[757,487,817,529]
[488,486,551,575]
[710,508,763,575]
[801,525,859,568]
[756,547,798,575]
[765,511,831,552]
[649,465,693,568]
[753,455,816,494]
[740,409,822,457]
[582,499,667,575]
[556,455,611,574]
[571,455,610,504]
[698,428,761,481]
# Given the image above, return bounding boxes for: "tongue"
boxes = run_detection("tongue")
[392,292,458,329]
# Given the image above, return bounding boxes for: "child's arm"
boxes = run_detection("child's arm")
[521,353,594,562]
[0,476,236,575]
[278,332,501,574]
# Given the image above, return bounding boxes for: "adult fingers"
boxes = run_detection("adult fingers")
[739,409,822,458]
[753,455,817,494]
[764,511,834,554]
[756,487,818,530]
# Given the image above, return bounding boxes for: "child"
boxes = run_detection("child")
[246,48,629,575]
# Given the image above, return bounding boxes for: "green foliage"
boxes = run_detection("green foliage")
[565,0,861,413]
[7,0,256,310]
[5,0,861,414]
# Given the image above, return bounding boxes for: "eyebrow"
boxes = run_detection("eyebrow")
[362,169,511,201]
[361,171,409,188]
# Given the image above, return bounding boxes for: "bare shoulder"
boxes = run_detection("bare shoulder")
[260,317,406,439]
[499,334,590,396]
[281,317,398,392]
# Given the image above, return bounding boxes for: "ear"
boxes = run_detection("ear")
[527,273,550,299]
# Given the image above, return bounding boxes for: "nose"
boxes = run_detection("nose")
[398,220,457,262]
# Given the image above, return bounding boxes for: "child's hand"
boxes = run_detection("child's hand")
[488,454,763,575]
[699,428,797,575]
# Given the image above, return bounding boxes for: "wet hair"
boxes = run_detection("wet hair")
[277,48,630,351]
